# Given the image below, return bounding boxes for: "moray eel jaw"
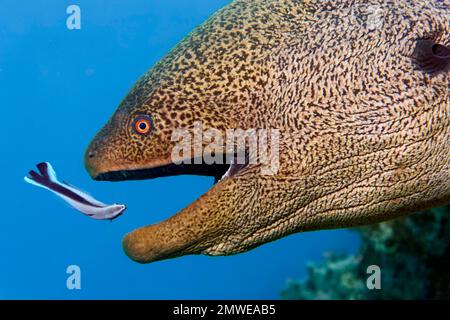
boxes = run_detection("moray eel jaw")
[90,158,230,183]
[121,176,243,263]
[85,0,450,264]
[85,144,253,264]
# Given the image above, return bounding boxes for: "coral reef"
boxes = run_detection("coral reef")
[281,206,450,300]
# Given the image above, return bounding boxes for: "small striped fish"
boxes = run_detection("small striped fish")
[24,162,126,221]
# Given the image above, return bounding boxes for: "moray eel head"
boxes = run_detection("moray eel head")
[85,0,449,263]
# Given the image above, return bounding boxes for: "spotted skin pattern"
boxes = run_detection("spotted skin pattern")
[85,0,449,263]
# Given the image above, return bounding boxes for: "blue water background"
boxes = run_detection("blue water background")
[0,0,360,299]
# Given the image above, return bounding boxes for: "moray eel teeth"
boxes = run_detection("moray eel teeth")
[85,0,450,264]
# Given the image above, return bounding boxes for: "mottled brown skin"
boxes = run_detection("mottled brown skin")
[85,0,450,263]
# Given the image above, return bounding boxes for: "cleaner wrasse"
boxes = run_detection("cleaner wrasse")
[25,162,126,221]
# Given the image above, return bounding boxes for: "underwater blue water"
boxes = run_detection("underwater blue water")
[0,0,360,299]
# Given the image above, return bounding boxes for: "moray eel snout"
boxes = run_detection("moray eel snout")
[85,0,450,263]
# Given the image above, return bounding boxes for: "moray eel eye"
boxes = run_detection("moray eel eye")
[133,116,153,135]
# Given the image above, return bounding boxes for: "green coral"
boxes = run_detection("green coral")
[281,206,450,300]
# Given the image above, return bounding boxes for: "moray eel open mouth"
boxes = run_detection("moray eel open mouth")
[94,158,240,183]
[94,161,226,182]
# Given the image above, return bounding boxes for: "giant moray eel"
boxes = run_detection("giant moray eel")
[85,0,450,263]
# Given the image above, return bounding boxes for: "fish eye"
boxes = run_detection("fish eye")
[133,115,153,135]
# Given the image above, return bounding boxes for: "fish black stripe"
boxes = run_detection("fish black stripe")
[48,182,104,208]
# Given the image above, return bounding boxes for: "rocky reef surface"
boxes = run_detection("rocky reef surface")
[281,206,450,300]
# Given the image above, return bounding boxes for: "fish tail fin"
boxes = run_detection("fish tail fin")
[24,169,48,189]
[37,162,58,183]
[24,162,58,189]
[24,175,41,188]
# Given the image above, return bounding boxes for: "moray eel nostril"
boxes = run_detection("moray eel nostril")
[431,43,450,57]
[85,0,450,264]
